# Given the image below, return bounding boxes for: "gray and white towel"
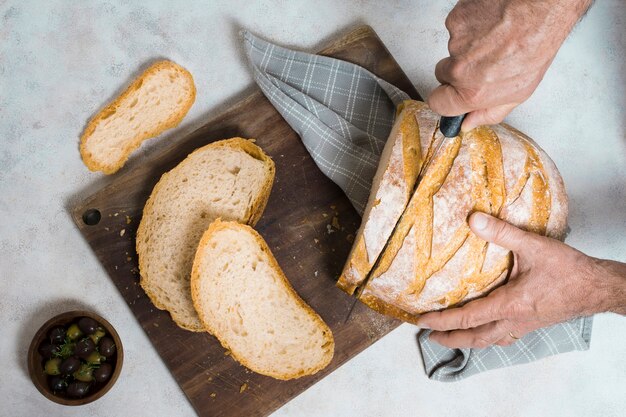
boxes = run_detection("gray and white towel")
[242,31,593,381]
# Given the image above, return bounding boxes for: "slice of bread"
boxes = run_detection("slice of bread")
[191,220,334,380]
[137,138,275,331]
[80,60,196,174]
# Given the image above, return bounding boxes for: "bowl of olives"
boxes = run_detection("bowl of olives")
[27,310,123,405]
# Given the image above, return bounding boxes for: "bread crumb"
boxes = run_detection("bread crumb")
[322,213,328,218]
[126,215,132,224]
[314,238,319,244]
[114,212,119,217]
[240,383,248,393]
[330,205,336,210]
[153,323,159,328]
[114,265,118,270]
[331,216,340,229]
[127,256,132,261]
[210,393,216,398]
[104,227,110,231]
[314,271,318,277]
[326,224,334,234]
[120,229,126,237]
[224,350,231,356]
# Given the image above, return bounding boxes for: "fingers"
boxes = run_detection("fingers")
[469,212,533,252]
[428,320,510,349]
[417,293,505,331]
[461,103,518,132]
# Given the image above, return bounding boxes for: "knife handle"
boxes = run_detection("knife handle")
[440,114,467,138]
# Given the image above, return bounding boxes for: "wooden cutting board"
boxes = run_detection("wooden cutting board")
[71,25,422,417]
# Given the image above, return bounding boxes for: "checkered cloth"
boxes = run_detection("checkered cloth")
[242,31,593,381]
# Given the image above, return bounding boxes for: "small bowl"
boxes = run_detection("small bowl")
[27,310,123,405]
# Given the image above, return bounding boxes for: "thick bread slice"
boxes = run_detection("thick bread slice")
[336,100,432,294]
[191,220,334,380]
[354,103,568,322]
[80,60,196,174]
[137,138,275,331]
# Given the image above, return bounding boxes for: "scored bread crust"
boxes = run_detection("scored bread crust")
[190,219,335,380]
[137,138,275,332]
[336,100,430,294]
[80,60,196,174]
[339,100,569,323]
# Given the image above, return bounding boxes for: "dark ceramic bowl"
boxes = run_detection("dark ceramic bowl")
[27,310,123,405]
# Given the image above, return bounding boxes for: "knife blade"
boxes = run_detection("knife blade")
[343,114,466,323]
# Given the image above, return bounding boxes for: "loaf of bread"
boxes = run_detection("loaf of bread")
[137,138,275,331]
[80,60,196,174]
[338,100,568,323]
[191,219,334,380]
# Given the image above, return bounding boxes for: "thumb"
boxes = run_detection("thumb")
[469,212,530,252]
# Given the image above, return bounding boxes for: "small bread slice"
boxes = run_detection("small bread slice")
[80,60,196,174]
[191,220,334,380]
[137,138,275,331]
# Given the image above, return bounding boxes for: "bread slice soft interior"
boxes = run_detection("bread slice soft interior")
[80,60,196,174]
[191,220,334,380]
[137,138,275,331]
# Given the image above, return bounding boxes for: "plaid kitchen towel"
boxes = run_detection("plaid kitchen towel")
[242,31,593,381]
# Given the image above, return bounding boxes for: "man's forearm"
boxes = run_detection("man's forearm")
[594,259,626,315]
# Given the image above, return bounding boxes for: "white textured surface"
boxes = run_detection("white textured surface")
[1,1,625,416]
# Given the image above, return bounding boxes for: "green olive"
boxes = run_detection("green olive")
[73,363,94,382]
[66,323,83,341]
[89,327,106,344]
[44,358,62,375]
[85,350,105,365]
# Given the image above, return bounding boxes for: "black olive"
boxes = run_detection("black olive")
[66,381,91,398]
[38,342,60,359]
[49,326,65,344]
[48,376,67,393]
[93,363,112,383]
[99,337,116,358]
[59,356,81,375]
[78,317,98,335]
[44,358,62,375]
[74,338,96,359]
[66,323,83,341]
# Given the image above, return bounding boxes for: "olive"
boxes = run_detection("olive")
[89,327,106,345]
[44,358,62,375]
[38,342,60,359]
[49,326,65,344]
[74,338,95,359]
[73,363,94,382]
[66,323,83,341]
[48,376,67,393]
[93,363,112,383]
[78,317,98,335]
[59,356,81,375]
[99,337,116,358]
[85,350,105,365]
[66,381,91,398]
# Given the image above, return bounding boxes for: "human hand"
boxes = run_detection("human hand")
[417,212,626,349]
[428,0,593,131]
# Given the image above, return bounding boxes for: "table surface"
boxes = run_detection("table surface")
[1,1,625,417]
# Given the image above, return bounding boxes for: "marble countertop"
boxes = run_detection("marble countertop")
[1,1,625,416]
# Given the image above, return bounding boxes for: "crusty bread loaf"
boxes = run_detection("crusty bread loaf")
[337,100,428,295]
[191,219,334,380]
[80,60,196,174]
[137,138,275,331]
[339,100,568,323]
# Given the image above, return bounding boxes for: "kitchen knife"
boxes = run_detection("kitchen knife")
[343,113,466,323]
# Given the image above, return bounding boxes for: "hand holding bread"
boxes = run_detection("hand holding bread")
[419,212,626,348]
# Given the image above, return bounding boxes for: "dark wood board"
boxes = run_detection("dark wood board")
[71,26,422,417]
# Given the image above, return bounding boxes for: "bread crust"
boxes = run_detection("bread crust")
[80,60,196,174]
[137,137,275,332]
[190,219,335,380]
